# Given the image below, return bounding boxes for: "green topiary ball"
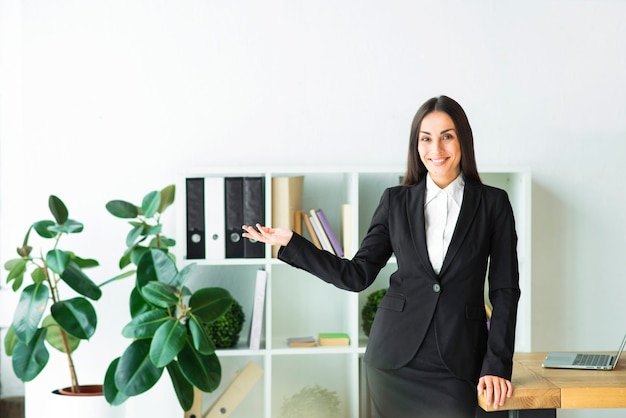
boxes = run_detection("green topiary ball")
[205,298,245,348]
[361,288,387,336]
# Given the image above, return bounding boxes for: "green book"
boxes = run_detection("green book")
[318,333,350,346]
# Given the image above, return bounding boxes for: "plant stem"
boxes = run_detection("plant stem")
[59,328,80,392]
[43,261,81,393]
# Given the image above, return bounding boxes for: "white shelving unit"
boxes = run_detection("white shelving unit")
[177,166,531,418]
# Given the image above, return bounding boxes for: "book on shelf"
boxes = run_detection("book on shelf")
[316,208,343,257]
[301,211,322,249]
[205,361,264,418]
[309,209,335,254]
[341,203,353,258]
[293,209,303,235]
[318,332,350,346]
[248,269,268,350]
[287,336,317,348]
[271,176,304,257]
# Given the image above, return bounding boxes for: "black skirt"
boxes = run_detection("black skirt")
[365,322,477,418]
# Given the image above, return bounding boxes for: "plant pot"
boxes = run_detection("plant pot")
[26,381,125,418]
[51,385,124,418]
[55,384,104,396]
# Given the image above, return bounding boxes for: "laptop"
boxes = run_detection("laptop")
[542,333,626,370]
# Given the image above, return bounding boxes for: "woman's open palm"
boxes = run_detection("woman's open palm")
[242,224,293,247]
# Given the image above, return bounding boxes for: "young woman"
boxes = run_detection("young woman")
[242,95,520,418]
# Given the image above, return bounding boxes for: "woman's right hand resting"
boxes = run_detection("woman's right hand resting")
[242,224,293,247]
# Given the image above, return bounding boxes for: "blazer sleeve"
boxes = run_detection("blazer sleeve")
[278,188,395,292]
[480,189,521,379]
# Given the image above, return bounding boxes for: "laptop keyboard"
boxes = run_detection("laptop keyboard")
[573,353,612,367]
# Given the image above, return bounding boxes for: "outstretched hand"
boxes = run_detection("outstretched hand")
[242,224,293,247]
[477,375,513,410]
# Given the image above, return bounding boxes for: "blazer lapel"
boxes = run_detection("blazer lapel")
[406,180,435,277]
[439,179,482,276]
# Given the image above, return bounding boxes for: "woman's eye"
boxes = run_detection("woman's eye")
[420,136,430,142]
[443,134,452,140]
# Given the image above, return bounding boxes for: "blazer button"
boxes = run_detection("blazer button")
[433,283,441,293]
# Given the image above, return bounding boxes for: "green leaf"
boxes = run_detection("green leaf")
[175,263,197,287]
[106,200,139,219]
[46,249,70,275]
[136,249,178,288]
[71,254,99,269]
[158,185,176,214]
[129,246,149,267]
[42,315,80,353]
[48,219,84,234]
[166,361,194,411]
[4,325,18,356]
[98,269,135,288]
[188,315,216,355]
[13,283,49,343]
[104,357,129,406]
[122,309,170,339]
[115,339,163,396]
[11,328,49,382]
[51,297,97,340]
[32,220,56,239]
[119,248,134,269]
[150,319,186,367]
[48,195,68,224]
[126,225,145,248]
[60,261,102,300]
[144,224,163,236]
[188,287,233,323]
[141,191,161,219]
[129,286,151,318]
[31,267,46,285]
[5,258,27,290]
[19,225,34,256]
[140,282,179,309]
[177,341,221,392]
[155,235,176,248]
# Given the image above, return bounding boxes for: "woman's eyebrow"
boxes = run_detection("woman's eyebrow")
[419,128,456,135]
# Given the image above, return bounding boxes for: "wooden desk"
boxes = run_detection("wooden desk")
[477,352,626,417]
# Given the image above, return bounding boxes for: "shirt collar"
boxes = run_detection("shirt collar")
[425,173,465,206]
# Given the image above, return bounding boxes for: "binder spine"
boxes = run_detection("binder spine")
[204,177,226,260]
[225,177,244,258]
[186,178,205,259]
[243,177,265,258]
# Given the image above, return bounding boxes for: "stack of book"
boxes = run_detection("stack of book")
[301,208,344,257]
[318,333,350,346]
[286,333,350,348]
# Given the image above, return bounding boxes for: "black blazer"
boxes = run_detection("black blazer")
[278,177,520,383]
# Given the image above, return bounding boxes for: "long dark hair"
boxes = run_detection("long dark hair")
[401,96,481,186]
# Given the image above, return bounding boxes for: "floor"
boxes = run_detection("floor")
[0,396,24,418]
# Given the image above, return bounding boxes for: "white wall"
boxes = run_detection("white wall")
[2,1,626,417]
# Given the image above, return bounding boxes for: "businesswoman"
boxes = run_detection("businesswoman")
[242,95,520,418]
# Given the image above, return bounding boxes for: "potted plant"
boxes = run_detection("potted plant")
[361,288,387,336]
[2,195,120,415]
[102,185,234,412]
[205,298,245,349]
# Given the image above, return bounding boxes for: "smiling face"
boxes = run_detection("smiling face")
[417,111,462,188]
